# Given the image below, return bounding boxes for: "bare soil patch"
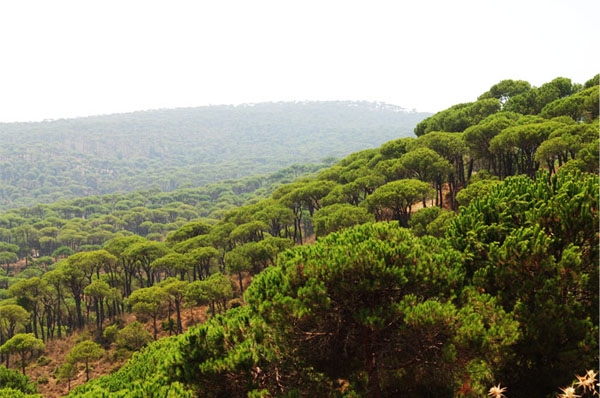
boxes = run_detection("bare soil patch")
[27,306,209,398]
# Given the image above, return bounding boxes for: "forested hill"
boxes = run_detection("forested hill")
[0,101,429,210]
[0,75,597,398]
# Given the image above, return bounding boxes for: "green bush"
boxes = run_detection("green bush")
[0,365,38,394]
[102,324,119,343]
[36,356,51,366]
[36,375,49,385]
[116,321,153,351]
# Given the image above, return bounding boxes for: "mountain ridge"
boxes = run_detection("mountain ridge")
[0,101,431,210]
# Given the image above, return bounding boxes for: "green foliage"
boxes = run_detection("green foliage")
[67,340,105,364]
[115,321,153,351]
[0,251,18,266]
[0,74,596,397]
[235,223,520,395]
[504,77,581,115]
[408,206,442,236]
[400,147,453,182]
[0,365,38,394]
[0,388,42,398]
[455,178,501,207]
[447,171,599,396]
[414,98,501,136]
[313,203,375,237]
[56,362,78,391]
[168,306,273,397]
[540,85,599,121]
[165,221,212,244]
[0,102,428,211]
[575,139,600,173]
[378,136,414,159]
[478,79,532,105]
[67,340,105,381]
[0,304,29,339]
[102,324,118,343]
[424,209,455,237]
[161,146,597,396]
[490,119,566,178]
[35,355,50,366]
[461,111,520,167]
[365,179,433,226]
[0,333,45,375]
[409,206,455,237]
[185,273,234,317]
[52,246,74,259]
[68,337,193,397]
[127,286,168,340]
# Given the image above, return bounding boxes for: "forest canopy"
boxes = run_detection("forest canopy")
[0,75,597,398]
[0,101,429,211]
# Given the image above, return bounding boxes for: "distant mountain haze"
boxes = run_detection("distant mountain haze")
[0,101,430,210]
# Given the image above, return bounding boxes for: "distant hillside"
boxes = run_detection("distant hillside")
[0,101,429,210]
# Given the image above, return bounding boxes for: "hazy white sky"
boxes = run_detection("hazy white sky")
[0,0,598,122]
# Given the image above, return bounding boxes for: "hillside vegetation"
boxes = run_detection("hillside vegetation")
[0,101,428,210]
[0,75,598,398]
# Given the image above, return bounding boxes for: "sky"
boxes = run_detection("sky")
[0,0,598,122]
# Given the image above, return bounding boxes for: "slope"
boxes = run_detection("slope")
[0,101,430,210]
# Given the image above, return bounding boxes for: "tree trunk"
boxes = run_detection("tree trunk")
[46,310,53,340]
[363,327,381,398]
[20,353,26,375]
[56,287,63,338]
[175,300,182,334]
[75,296,84,329]
[467,158,474,181]
[32,310,39,339]
[152,315,158,340]
[237,272,244,294]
